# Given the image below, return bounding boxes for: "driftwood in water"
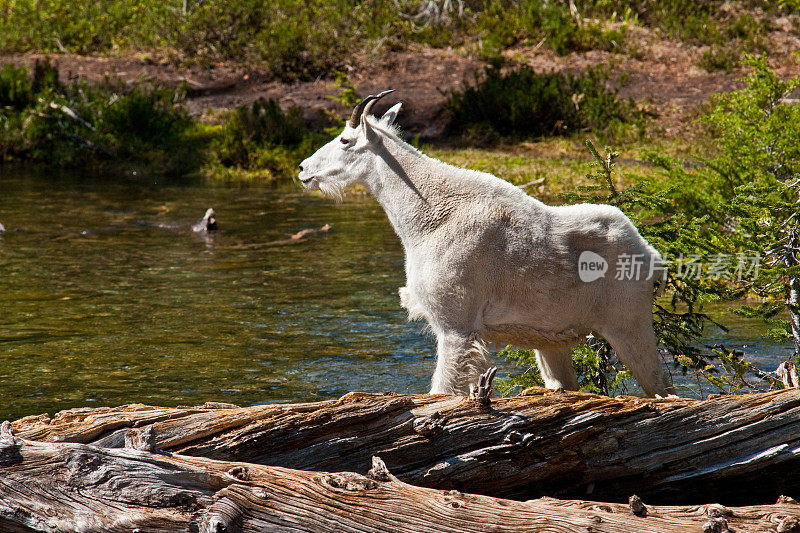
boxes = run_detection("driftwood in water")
[230,223,332,249]
[1,422,799,533]
[12,388,800,505]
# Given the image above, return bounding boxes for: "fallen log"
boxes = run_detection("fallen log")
[11,388,800,505]
[1,423,799,533]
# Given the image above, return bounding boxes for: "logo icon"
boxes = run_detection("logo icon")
[578,251,608,282]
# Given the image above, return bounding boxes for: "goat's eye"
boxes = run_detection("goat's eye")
[340,137,350,145]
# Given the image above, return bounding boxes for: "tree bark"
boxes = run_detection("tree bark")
[12,388,800,505]
[789,276,800,356]
[1,423,799,533]
[787,218,800,356]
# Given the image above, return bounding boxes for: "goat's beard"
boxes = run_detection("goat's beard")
[317,179,348,202]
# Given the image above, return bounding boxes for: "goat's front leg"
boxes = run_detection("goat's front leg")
[430,331,490,396]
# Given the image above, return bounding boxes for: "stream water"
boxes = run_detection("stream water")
[0,170,794,420]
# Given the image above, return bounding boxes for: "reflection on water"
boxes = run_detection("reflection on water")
[0,170,795,419]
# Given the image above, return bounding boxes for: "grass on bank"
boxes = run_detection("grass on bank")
[0,1,795,79]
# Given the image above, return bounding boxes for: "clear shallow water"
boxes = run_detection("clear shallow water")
[0,170,794,419]
[0,170,439,419]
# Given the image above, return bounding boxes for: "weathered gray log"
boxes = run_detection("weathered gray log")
[1,423,799,533]
[12,388,800,504]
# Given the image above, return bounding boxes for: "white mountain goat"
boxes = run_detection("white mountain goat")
[299,91,672,397]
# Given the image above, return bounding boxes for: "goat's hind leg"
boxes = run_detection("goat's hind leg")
[535,344,579,391]
[601,321,672,397]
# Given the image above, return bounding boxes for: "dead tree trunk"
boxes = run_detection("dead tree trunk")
[1,422,799,533]
[11,388,800,505]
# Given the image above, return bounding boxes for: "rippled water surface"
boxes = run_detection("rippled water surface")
[0,170,794,419]
[0,171,439,419]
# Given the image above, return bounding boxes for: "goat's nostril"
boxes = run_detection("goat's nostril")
[299,164,304,172]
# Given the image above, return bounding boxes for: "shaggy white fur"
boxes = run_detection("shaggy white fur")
[299,97,671,396]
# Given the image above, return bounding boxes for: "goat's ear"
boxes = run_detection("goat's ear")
[380,102,402,126]
[362,115,379,144]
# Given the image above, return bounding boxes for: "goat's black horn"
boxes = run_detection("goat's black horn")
[349,95,376,128]
[363,90,395,120]
[349,90,395,128]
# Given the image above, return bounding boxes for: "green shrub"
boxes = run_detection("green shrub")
[101,84,192,148]
[639,57,800,385]
[214,98,309,168]
[0,61,332,180]
[0,64,36,110]
[210,97,329,180]
[0,59,62,110]
[496,338,633,397]
[0,61,204,170]
[495,346,545,396]
[445,65,639,139]
[702,56,800,355]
